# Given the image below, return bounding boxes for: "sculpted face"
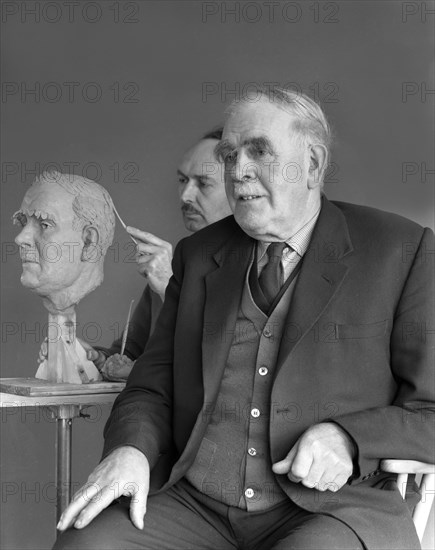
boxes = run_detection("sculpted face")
[178,139,232,232]
[218,98,323,241]
[14,182,99,309]
[14,173,115,383]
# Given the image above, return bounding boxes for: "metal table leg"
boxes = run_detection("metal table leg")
[56,416,72,520]
[48,405,83,523]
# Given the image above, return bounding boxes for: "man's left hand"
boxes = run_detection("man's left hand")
[272,423,355,492]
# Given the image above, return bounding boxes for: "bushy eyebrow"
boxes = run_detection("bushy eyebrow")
[214,136,275,160]
[12,208,57,224]
[214,140,232,161]
[246,136,275,155]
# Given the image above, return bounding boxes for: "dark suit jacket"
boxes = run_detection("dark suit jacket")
[104,197,434,550]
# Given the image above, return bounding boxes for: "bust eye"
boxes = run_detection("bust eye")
[40,221,51,230]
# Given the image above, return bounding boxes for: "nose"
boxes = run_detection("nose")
[15,223,34,248]
[180,180,198,204]
[230,149,257,183]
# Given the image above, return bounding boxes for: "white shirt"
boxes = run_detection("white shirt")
[257,206,321,281]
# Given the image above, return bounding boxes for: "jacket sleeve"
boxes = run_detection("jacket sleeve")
[101,240,185,468]
[334,227,435,480]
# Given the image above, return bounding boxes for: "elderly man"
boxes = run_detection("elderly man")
[55,89,434,550]
[86,128,231,380]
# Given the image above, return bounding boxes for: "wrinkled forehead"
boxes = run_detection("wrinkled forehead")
[18,183,75,223]
[223,98,295,141]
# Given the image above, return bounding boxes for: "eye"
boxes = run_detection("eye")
[198,178,211,188]
[251,145,268,159]
[224,150,237,164]
[40,221,51,230]
[178,175,188,185]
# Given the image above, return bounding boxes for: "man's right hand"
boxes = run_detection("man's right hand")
[57,446,150,531]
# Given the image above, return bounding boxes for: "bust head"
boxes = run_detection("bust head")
[14,171,115,313]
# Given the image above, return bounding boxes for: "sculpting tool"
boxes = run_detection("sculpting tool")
[120,299,135,356]
[112,203,138,245]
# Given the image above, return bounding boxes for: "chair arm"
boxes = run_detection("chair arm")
[380,460,435,475]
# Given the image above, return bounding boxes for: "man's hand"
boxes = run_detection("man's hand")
[57,446,150,531]
[127,227,173,300]
[272,423,355,492]
[78,338,106,371]
[37,337,106,371]
[101,353,135,381]
[37,337,48,364]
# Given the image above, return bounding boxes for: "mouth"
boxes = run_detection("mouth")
[182,207,202,217]
[20,252,39,264]
[238,195,262,201]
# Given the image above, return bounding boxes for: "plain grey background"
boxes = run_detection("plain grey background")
[1,1,434,548]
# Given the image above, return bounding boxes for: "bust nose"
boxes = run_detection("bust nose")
[15,221,35,248]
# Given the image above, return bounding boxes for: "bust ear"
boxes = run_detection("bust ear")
[307,144,328,190]
[81,226,100,262]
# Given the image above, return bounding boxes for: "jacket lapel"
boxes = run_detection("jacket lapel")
[202,227,254,403]
[276,197,353,366]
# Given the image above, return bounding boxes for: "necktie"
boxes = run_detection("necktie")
[258,242,287,305]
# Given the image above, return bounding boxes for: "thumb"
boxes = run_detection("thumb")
[77,338,99,361]
[129,485,148,530]
[272,445,298,475]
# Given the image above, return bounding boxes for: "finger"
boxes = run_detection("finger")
[327,471,351,492]
[129,484,148,530]
[136,243,162,256]
[77,338,101,363]
[77,338,97,358]
[289,446,314,483]
[73,484,117,529]
[137,265,149,279]
[135,253,155,265]
[127,227,171,248]
[316,463,353,492]
[57,482,100,531]
[38,339,48,362]
[272,445,298,475]
[299,456,327,489]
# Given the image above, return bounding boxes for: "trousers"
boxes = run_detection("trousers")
[53,478,364,550]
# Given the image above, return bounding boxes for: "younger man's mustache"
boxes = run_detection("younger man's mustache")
[181,204,201,215]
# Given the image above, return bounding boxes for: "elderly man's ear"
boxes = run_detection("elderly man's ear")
[81,226,100,262]
[307,144,328,190]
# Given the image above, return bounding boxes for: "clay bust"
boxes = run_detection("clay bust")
[14,171,115,384]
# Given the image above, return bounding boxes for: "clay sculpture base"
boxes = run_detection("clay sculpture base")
[0,377,125,397]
